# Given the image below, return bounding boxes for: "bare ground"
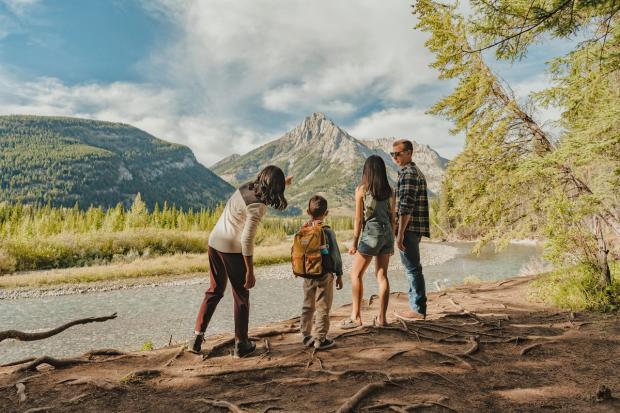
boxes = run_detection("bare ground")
[1,275,619,412]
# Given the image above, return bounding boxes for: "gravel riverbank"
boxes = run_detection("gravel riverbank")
[0,242,458,300]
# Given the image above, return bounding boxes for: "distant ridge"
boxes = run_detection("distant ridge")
[212,112,447,213]
[0,115,234,209]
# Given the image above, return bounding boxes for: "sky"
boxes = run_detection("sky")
[0,0,573,165]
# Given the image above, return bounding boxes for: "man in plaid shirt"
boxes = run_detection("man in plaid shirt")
[391,139,430,320]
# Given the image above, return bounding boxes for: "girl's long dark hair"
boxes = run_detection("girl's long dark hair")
[361,155,392,201]
[251,165,288,210]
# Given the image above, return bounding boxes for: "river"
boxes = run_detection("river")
[0,242,541,364]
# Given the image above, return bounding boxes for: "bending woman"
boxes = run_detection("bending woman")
[191,166,290,357]
[342,155,395,328]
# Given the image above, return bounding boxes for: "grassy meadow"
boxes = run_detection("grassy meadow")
[0,197,353,288]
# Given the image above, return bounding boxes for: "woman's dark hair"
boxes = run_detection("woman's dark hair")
[251,165,288,211]
[361,155,392,201]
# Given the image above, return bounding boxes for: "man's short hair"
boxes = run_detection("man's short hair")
[393,139,413,152]
[308,195,328,218]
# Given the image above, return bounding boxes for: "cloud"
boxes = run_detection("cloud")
[347,107,463,159]
[0,0,565,166]
[146,0,436,118]
[0,0,40,16]
[0,70,267,165]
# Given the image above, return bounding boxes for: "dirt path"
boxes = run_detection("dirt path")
[1,275,619,412]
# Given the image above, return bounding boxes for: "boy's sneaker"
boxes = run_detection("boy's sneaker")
[313,337,335,351]
[189,334,204,354]
[302,335,315,347]
[233,339,257,358]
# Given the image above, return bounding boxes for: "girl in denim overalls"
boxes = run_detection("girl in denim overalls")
[342,155,395,328]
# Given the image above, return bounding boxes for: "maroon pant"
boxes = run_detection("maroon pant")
[194,247,250,341]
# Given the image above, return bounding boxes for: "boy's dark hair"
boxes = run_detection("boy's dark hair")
[308,195,328,218]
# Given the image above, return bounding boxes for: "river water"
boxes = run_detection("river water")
[0,242,540,364]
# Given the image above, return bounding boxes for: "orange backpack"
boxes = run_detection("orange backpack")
[291,222,328,277]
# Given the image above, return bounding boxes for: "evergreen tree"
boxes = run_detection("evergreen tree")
[414,0,619,286]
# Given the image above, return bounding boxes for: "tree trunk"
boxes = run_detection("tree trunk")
[593,216,612,288]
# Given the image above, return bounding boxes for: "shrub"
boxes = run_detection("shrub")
[529,262,619,312]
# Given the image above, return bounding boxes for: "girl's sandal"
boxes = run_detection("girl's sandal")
[340,318,362,330]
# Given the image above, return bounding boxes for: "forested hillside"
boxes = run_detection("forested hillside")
[0,116,233,210]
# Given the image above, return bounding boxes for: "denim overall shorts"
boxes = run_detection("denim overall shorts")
[357,193,394,256]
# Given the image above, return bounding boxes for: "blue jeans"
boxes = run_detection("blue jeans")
[399,231,426,315]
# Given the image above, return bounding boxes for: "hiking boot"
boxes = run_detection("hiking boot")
[189,334,204,354]
[313,337,335,351]
[233,339,256,358]
[302,335,315,347]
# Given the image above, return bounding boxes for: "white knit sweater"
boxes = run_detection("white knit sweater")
[208,187,267,256]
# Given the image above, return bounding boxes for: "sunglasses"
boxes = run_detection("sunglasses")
[390,149,410,158]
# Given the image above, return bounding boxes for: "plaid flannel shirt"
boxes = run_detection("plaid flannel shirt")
[396,162,430,237]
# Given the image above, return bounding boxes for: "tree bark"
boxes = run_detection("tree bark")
[594,216,612,287]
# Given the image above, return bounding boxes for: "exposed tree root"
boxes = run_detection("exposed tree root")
[23,407,54,413]
[519,342,549,356]
[1,357,36,367]
[16,382,26,403]
[194,362,306,377]
[16,356,90,373]
[120,369,161,384]
[83,349,126,358]
[198,397,245,413]
[386,350,410,361]
[0,313,117,343]
[163,346,186,367]
[418,348,473,370]
[238,397,281,407]
[462,336,479,355]
[203,328,299,359]
[336,381,391,413]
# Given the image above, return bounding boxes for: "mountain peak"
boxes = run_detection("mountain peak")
[308,112,327,120]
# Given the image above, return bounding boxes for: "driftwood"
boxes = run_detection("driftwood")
[198,397,246,413]
[0,313,118,343]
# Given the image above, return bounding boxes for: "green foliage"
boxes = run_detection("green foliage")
[414,0,619,303]
[0,115,234,210]
[140,340,154,351]
[530,262,620,312]
[0,200,353,274]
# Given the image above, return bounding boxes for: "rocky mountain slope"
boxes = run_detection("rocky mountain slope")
[0,115,233,210]
[212,112,447,213]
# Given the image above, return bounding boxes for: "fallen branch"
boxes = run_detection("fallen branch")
[0,313,117,343]
[16,356,90,373]
[198,398,246,413]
